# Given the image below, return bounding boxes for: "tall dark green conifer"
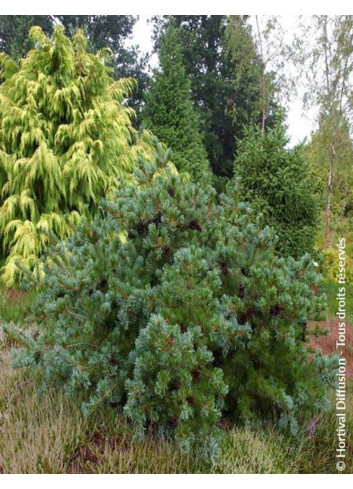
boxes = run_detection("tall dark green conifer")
[235,121,319,259]
[152,16,279,177]
[142,27,211,181]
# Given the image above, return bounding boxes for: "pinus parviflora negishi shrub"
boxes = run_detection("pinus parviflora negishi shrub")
[234,121,319,259]
[7,142,337,459]
[0,26,151,286]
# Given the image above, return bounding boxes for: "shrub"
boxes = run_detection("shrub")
[234,121,319,259]
[322,246,353,284]
[7,142,338,459]
[0,26,151,286]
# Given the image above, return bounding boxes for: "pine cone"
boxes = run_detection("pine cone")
[170,380,181,391]
[238,284,245,299]
[270,304,284,316]
[151,213,162,225]
[179,323,187,333]
[163,247,172,260]
[189,220,202,232]
[97,278,108,291]
[137,223,145,235]
[192,365,202,381]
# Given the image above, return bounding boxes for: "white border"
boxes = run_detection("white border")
[0,1,353,15]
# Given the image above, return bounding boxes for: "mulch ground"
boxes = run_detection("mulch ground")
[309,318,353,379]
[5,289,28,303]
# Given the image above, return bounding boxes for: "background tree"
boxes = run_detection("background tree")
[142,26,211,181]
[0,15,149,118]
[234,120,319,259]
[224,16,284,134]
[250,16,295,132]
[224,15,267,132]
[0,26,150,286]
[56,15,150,118]
[152,15,279,177]
[307,115,353,226]
[0,15,54,60]
[305,116,353,283]
[297,16,353,247]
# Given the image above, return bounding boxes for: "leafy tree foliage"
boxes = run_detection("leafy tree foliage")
[56,16,150,117]
[0,15,149,117]
[0,15,138,62]
[56,15,136,53]
[306,114,353,283]
[234,121,319,259]
[296,16,353,247]
[0,26,150,286]
[8,142,336,458]
[224,15,277,133]
[0,15,54,60]
[307,114,353,222]
[152,15,278,177]
[143,27,211,181]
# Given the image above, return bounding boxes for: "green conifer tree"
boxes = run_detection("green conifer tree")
[152,16,280,178]
[142,27,211,182]
[7,141,337,458]
[0,26,150,286]
[234,120,319,259]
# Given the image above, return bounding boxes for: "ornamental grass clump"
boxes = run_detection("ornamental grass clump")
[6,141,338,459]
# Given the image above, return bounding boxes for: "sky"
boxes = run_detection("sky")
[127,15,319,147]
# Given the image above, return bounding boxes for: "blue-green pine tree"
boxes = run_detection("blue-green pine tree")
[6,141,337,459]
